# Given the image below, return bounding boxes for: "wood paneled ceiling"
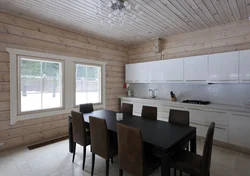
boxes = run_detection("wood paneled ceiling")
[0,0,250,46]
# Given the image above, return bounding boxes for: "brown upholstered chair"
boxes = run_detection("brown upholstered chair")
[169,109,190,175]
[170,122,215,176]
[169,109,190,126]
[79,103,94,114]
[141,106,157,120]
[117,123,161,176]
[71,111,91,170]
[121,103,133,115]
[89,116,118,176]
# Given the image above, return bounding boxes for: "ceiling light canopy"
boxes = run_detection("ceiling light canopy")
[95,0,143,26]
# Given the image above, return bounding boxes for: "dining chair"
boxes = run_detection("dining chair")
[170,122,215,176]
[89,116,118,176]
[169,109,190,126]
[141,106,157,120]
[79,103,94,113]
[117,123,161,176]
[168,109,190,175]
[71,111,91,170]
[121,103,133,115]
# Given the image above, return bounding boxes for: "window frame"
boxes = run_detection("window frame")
[7,48,106,125]
[73,62,103,107]
[17,55,65,115]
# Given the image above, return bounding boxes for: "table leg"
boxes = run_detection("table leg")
[190,131,197,153]
[68,116,73,153]
[161,154,170,176]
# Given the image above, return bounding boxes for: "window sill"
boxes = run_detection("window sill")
[11,103,105,125]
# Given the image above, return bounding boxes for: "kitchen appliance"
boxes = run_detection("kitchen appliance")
[182,100,211,105]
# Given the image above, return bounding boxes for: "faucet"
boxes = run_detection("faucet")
[149,89,157,99]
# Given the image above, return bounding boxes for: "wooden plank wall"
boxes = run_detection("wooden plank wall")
[129,19,250,63]
[0,12,128,151]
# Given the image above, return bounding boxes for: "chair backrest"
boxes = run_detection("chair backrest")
[141,106,157,120]
[169,109,190,126]
[202,122,215,175]
[71,111,87,146]
[121,103,133,115]
[117,123,144,176]
[89,116,109,159]
[79,103,94,113]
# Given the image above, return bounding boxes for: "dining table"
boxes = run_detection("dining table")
[68,109,196,176]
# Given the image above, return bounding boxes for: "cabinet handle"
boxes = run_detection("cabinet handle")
[232,114,250,117]
[210,79,238,82]
[188,108,226,114]
[191,122,227,130]
[185,80,206,82]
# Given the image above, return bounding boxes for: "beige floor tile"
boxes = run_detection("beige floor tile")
[211,145,240,168]
[234,153,250,176]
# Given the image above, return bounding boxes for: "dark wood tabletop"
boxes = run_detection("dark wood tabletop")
[82,109,196,152]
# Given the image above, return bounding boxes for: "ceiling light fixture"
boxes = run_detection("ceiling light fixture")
[95,0,143,26]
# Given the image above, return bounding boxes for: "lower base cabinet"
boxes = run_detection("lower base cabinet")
[229,113,250,149]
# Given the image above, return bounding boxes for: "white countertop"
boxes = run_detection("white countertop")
[120,96,250,114]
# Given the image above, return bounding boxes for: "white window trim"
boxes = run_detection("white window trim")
[7,48,106,125]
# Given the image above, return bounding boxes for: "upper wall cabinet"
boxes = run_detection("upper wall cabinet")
[147,60,164,83]
[125,63,148,83]
[208,51,239,83]
[184,55,208,83]
[125,64,136,83]
[239,50,250,83]
[164,58,184,83]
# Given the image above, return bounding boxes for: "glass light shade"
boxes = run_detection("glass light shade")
[107,1,112,7]
[124,1,128,7]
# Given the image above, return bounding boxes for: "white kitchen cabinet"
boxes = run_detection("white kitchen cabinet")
[125,64,136,83]
[164,58,184,83]
[147,61,164,83]
[125,63,148,83]
[229,113,250,148]
[208,51,239,83]
[239,50,250,83]
[184,55,208,83]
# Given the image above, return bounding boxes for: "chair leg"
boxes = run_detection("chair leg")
[72,142,76,162]
[82,146,86,170]
[174,169,176,176]
[111,157,113,164]
[180,171,182,176]
[91,153,95,176]
[106,159,109,176]
[119,169,123,176]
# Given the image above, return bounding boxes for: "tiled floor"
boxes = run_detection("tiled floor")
[0,140,249,176]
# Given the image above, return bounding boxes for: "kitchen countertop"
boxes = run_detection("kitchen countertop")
[120,96,250,114]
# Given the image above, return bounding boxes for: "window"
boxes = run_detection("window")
[74,63,102,106]
[7,48,106,125]
[18,56,63,113]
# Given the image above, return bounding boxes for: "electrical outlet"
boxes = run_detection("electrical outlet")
[0,143,4,148]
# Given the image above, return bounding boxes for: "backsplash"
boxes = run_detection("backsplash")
[129,83,250,106]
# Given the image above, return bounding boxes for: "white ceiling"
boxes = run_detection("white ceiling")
[1,0,250,46]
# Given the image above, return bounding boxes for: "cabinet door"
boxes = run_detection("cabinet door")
[134,63,148,83]
[184,55,208,83]
[147,61,164,83]
[208,51,239,83]
[239,50,250,83]
[164,58,184,83]
[125,64,135,83]
[229,113,250,148]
